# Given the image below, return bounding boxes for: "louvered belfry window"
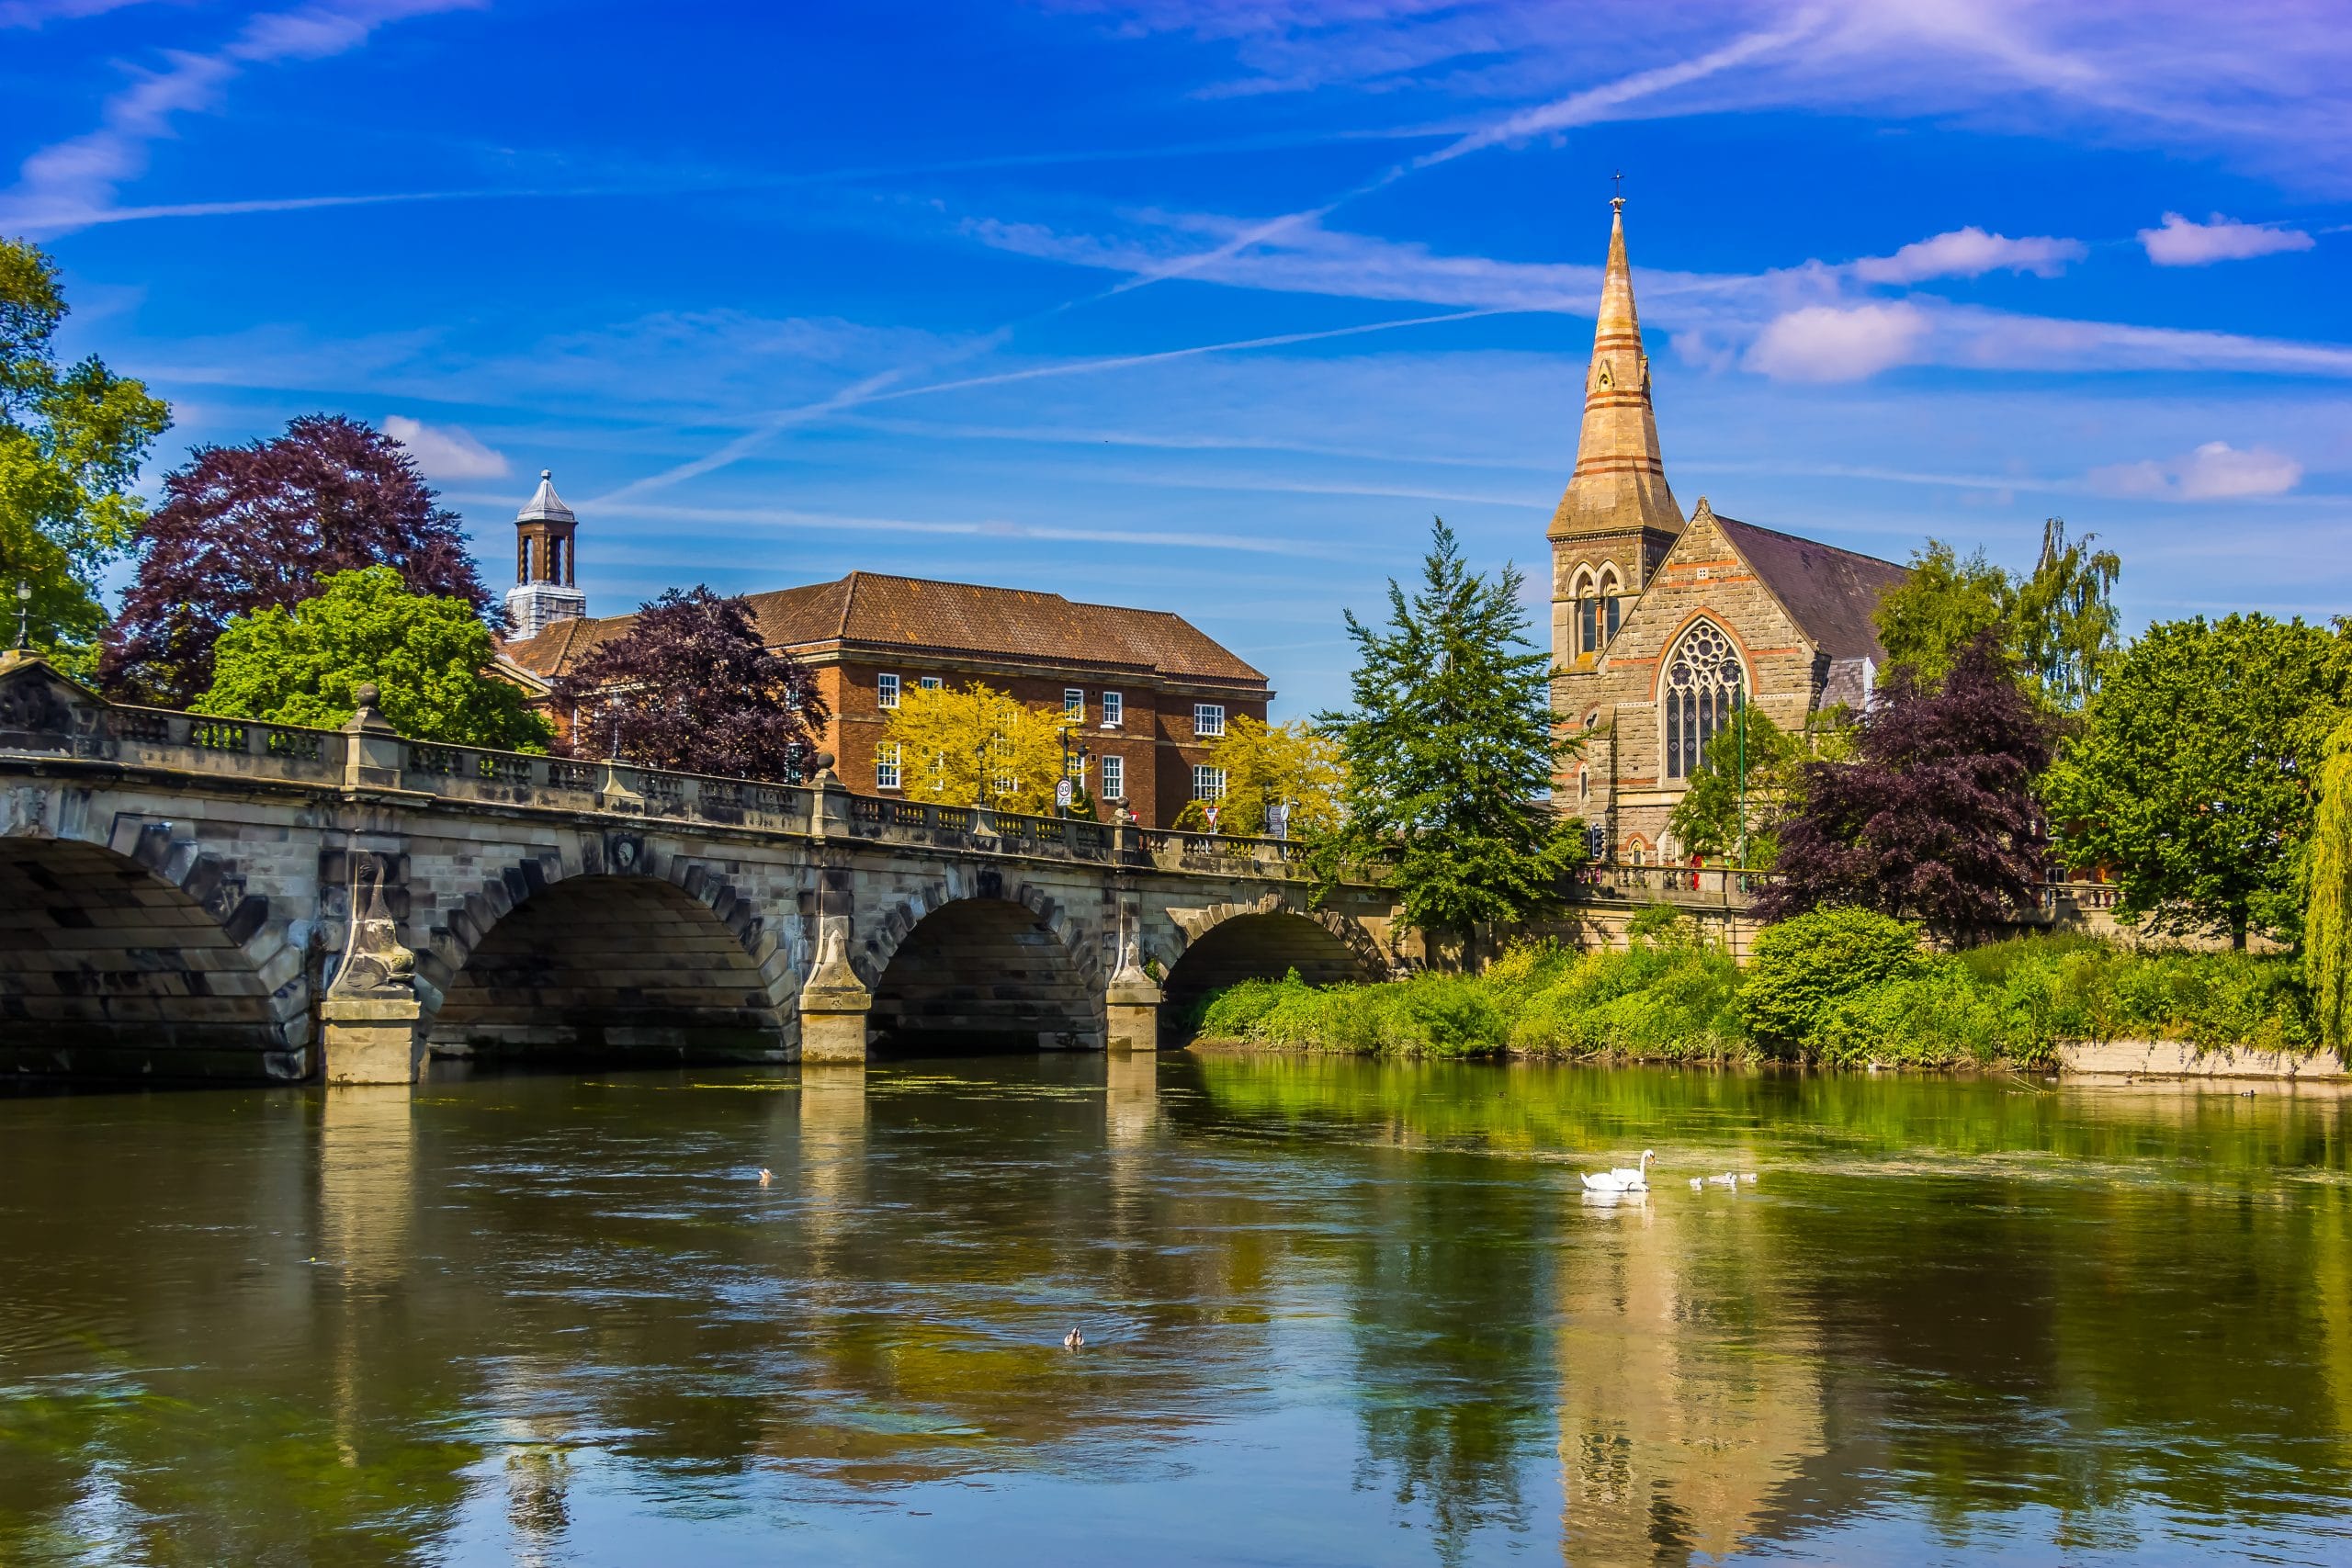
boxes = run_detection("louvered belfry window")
[1663,621,1743,781]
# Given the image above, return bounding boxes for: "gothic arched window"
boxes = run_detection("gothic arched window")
[1573,567,1623,657]
[1663,620,1744,782]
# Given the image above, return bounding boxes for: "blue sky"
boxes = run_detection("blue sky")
[6,1,2347,716]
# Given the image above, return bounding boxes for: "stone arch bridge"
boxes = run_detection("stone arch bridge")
[0,656,1400,1085]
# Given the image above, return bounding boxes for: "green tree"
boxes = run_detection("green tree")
[0,239,171,671]
[2044,614,2352,948]
[1876,539,2012,687]
[1875,520,2120,708]
[197,566,552,750]
[2013,518,2121,708]
[1666,705,1802,866]
[1317,519,1584,949]
[2305,716,2352,1050]
[1205,715,1346,837]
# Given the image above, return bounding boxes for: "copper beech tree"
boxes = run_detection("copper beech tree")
[548,586,827,784]
[1755,633,2055,935]
[101,414,493,706]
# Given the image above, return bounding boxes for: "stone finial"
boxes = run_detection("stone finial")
[343,682,398,735]
[810,750,842,789]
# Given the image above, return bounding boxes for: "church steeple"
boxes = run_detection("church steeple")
[1548,197,1682,542]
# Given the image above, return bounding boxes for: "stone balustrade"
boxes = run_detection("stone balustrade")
[2,675,1340,883]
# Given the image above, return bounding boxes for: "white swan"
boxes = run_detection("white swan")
[1707,1171,1737,1188]
[1581,1150,1655,1193]
[1688,1176,1703,1190]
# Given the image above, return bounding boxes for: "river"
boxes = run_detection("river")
[3,1053,2348,1566]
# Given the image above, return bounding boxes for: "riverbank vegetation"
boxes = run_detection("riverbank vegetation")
[1192,908,2313,1069]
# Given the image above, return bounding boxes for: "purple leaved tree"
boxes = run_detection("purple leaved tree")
[1755,634,2056,934]
[549,586,827,784]
[102,415,494,707]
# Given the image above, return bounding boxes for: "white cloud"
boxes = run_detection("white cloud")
[1852,226,2086,284]
[2088,440,2301,500]
[0,0,477,237]
[2139,211,2318,265]
[1743,303,1930,382]
[384,414,510,480]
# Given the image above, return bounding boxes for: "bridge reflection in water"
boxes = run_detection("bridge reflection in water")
[4,1055,2348,1563]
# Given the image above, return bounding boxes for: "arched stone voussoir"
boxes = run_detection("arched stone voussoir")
[416,847,797,1032]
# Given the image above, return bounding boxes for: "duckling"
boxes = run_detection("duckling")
[1063,1326,1085,1350]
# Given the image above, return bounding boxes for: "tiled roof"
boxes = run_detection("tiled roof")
[1716,516,1909,662]
[503,571,1267,688]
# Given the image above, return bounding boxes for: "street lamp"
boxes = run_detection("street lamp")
[1057,727,1090,816]
[13,579,29,652]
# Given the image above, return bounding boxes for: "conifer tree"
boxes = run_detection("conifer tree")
[1317,519,1583,950]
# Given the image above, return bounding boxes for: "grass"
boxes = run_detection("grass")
[1190,917,2316,1070]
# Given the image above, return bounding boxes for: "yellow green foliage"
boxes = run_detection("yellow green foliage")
[1204,716,1345,836]
[880,680,1075,817]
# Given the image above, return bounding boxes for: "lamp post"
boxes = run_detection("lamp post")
[1057,727,1090,817]
[13,579,29,653]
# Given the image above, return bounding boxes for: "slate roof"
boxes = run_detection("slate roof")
[503,571,1266,689]
[1715,516,1909,662]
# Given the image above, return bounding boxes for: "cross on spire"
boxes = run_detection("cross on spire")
[1611,169,1624,213]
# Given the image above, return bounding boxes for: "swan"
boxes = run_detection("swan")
[1707,1172,1737,1188]
[1063,1326,1085,1350]
[1688,1176,1703,1190]
[1581,1151,1655,1193]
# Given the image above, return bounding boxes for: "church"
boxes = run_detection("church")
[1548,200,1909,865]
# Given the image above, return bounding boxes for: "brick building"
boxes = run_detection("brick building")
[500,547,1270,828]
[1550,200,1910,863]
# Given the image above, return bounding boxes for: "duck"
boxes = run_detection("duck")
[757,1168,773,1186]
[1581,1151,1655,1193]
[1063,1326,1085,1350]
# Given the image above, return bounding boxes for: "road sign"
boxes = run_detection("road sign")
[1055,778,1074,809]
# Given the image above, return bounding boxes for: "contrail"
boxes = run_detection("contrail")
[611,21,1819,500]
[585,308,1516,505]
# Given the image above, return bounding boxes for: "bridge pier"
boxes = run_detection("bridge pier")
[797,921,872,1063]
[1103,947,1162,1054]
[321,994,423,1085]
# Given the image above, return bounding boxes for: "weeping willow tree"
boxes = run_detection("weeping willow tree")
[2307,716,2352,1050]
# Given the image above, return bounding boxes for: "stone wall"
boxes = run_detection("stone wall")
[1556,502,1821,861]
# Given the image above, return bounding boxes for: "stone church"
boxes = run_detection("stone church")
[1550,200,1909,865]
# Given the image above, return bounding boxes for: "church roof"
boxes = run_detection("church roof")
[1714,514,1908,662]
[502,570,1267,690]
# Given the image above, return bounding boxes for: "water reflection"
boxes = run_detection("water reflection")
[1,1057,2347,1564]
[1555,1174,1825,1564]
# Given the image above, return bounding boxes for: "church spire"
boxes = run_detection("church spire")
[1547,197,1682,542]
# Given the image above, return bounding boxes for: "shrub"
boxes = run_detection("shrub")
[1740,907,1922,1055]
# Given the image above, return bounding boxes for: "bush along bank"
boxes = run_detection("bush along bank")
[1190,907,2318,1070]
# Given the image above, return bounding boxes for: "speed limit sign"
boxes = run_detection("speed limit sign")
[1055,779,1074,809]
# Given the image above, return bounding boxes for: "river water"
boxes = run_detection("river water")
[3,1053,2349,1566]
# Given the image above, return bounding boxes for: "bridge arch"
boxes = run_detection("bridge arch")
[1158,897,1386,1029]
[420,839,797,1064]
[863,872,1102,1055]
[0,827,309,1080]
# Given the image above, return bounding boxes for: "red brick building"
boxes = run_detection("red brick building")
[502,559,1270,829]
